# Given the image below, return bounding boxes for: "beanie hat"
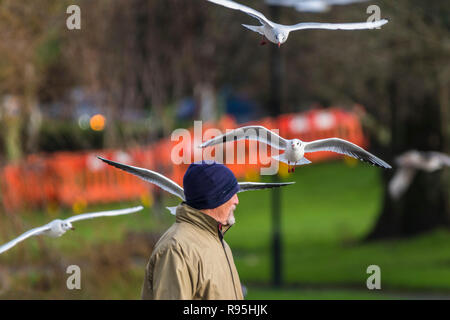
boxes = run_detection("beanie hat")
[183,161,240,210]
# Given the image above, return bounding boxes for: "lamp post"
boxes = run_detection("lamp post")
[267,2,283,288]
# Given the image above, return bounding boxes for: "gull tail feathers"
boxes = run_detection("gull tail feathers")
[272,154,312,166]
[272,153,287,163]
[272,153,288,164]
[295,158,312,165]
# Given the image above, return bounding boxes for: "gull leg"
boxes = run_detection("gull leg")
[260,35,267,46]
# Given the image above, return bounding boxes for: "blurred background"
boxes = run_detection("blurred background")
[0,0,449,299]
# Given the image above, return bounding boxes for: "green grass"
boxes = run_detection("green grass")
[226,161,450,292]
[245,287,396,300]
[1,160,450,299]
[227,161,382,284]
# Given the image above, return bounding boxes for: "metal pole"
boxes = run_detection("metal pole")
[268,3,283,288]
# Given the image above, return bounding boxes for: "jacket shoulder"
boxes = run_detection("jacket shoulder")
[151,222,218,262]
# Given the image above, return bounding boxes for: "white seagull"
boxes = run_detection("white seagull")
[199,125,391,172]
[207,0,388,47]
[98,156,295,215]
[389,150,450,200]
[0,206,144,254]
[266,0,371,14]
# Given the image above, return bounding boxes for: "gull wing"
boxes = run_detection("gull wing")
[0,224,51,254]
[428,152,450,167]
[388,168,416,200]
[166,206,178,216]
[304,138,391,168]
[207,0,274,27]
[327,0,370,5]
[285,19,388,32]
[238,181,295,192]
[165,183,295,214]
[65,206,144,223]
[395,150,422,167]
[200,126,288,150]
[98,157,186,200]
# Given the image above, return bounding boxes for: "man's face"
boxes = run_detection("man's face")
[224,194,239,226]
[216,193,239,226]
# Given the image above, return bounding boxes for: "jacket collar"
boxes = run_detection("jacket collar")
[176,203,233,239]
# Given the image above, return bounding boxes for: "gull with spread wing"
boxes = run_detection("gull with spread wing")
[0,206,144,254]
[266,0,371,14]
[199,125,391,172]
[389,150,450,200]
[207,0,388,47]
[98,157,295,215]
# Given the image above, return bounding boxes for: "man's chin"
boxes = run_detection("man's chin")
[226,215,236,226]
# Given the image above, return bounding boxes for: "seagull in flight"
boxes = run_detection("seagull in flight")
[98,156,295,215]
[0,206,144,254]
[266,0,371,14]
[207,0,388,47]
[199,126,391,172]
[389,150,450,200]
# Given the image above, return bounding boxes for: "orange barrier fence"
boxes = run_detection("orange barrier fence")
[0,108,367,212]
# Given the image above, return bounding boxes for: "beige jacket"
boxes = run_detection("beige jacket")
[141,203,244,300]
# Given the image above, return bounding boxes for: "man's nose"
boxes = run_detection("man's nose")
[234,194,239,205]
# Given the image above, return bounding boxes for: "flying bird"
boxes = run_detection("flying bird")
[199,125,391,172]
[98,156,295,215]
[0,206,144,254]
[207,0,388,47]
[266,0,370,13]
[389,150,450,200]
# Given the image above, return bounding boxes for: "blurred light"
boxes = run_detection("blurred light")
[78,114,90,130]
[278,162,290,178]
[87,153,104,172]
[344,156,358,167]
[315,111,335,130]
[90,114,106,131]
[115,151,132,164]
[72,198,87,215]
[290,116,309,133]
[245,169,260,182]
[141,193,154,208]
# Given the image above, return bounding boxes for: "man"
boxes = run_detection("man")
[141,161,244,300]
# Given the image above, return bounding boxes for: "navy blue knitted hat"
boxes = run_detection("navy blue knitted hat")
[183,161,240,210]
